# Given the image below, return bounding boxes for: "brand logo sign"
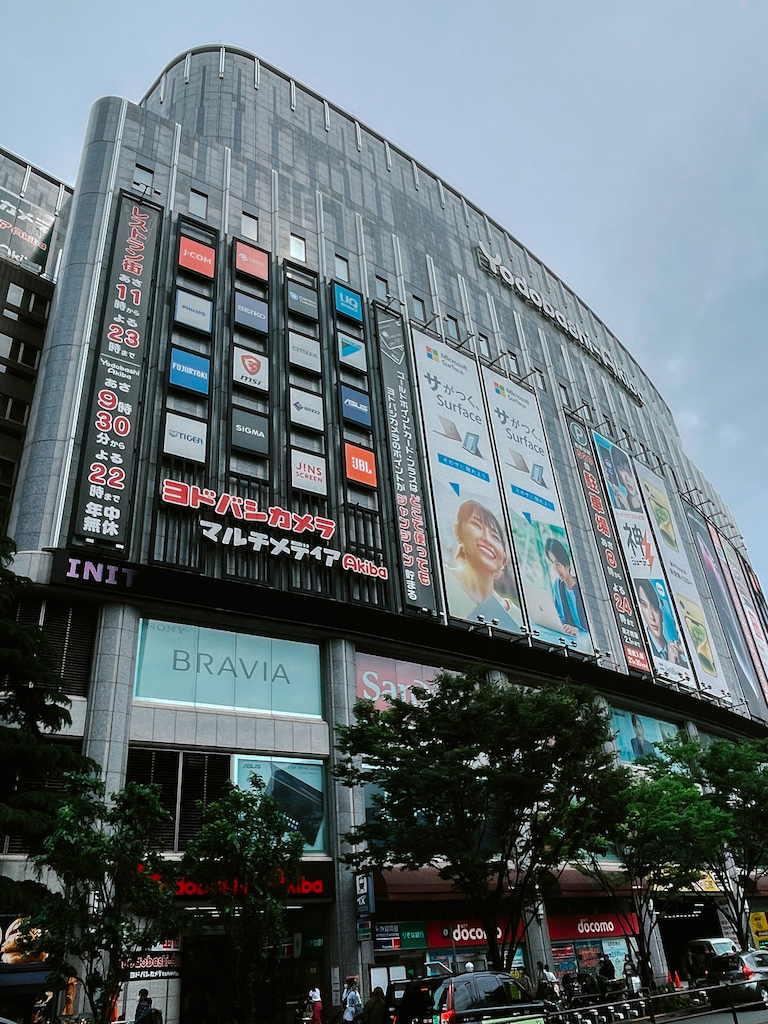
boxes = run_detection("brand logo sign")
[345,443,377,487]
[289,331,322,374]
[164,412,207,462]
[174,289,212,333]
[233,347,269,391]
[291,449,328,495]
[178,235,215,278]
[338,332,367,372]
[231,408,269,455]
[548,913,638,941]
[475,241,642,403]
[334,283,363,322]
[234,291,269,333]
[287,283,319,320]
[169,348,210,395]
[341,384,372,428]
[234,240,269,282]
[290,387,325,432]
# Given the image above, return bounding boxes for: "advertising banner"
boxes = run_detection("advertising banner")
[345,443,377,487]
[233,347,269,391]
[717,531,768,692]
[412,330,522,631]
[334,283,363,322]
[232,408,269,455]
[637,466,733,700]
[234,291,268,333]
[234,240,269,282]
[178,235,215,278]
[175,288,212,333]
[287,282,319,320]
[290,387,324,432]
[592,433,691,685]
[611,707,682,765]
[341,384,372,428]
[484,372,591,652]
[566,416,649,671]
[170,347,210,395]
[164,412,207,462]
[72,197,161,545]
[291,449,327,495]
[356,653,439,710]
[339,331,368,372]
[684,501,766,715]
[234,756,326,853]
[0,184,55,268]
[374,308,437,612]
[289,331,321,374]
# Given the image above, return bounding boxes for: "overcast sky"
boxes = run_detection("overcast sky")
[3,0,767,580]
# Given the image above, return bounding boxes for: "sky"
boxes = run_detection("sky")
[3,0,767,580]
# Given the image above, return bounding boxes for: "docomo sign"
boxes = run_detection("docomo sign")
[548,912,638,941]
[426,919,522,948]
[475,241,642,404]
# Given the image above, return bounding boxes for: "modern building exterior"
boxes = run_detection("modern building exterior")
[4,44,768,1023]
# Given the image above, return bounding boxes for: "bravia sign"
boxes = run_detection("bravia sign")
[164,412,207,462]
[175,289,212,333]
[178,235,215,278]
[234,240,269,282]
[170,348,210,395]
[232,408,269,455]
[234,291,269,333]
[233,347,269,391]
[287,283,319,320]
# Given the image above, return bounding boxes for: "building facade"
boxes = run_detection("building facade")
[5,45,768,1023]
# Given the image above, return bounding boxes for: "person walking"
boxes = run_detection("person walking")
[308,987,322,1024]
[134,990,153,1024]
[342,982,362,1023]
[361,987,388,1024]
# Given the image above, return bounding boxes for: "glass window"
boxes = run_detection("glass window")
[559,383,571,409]
[375,276,388,301]
[133,165,154,189]
[474,976,512,1007]
[189,189,208,219]
[6,399,28,424]
[582,399,593,421]
[508,351,520,376]
[411,295,426,322]
[30,293,49,318]
[290,233,306,262]
[19,343,39,369]
[334,254,350,282]
[6,284,23,307]
[477,333,491,359]
[535,368,547,392]
[241,212,258,241]
[445,315,459,341]
[2,310,18,322]
[0,334,11,358]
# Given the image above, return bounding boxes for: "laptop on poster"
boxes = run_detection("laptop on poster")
[507,450,530,473]
[435,415,463,441]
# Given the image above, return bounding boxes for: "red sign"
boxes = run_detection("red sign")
[345,443,377,487]
[235,240,269,281]
[426,919,523,948]
[179,235,215,278]
[356,653,438,710]
[547,913,638,940]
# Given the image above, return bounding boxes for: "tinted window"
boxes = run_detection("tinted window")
[473,976,510,1007]
[451,983,472,1012]
[752,953,768,968]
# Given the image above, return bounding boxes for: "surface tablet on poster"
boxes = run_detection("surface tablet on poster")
[334,283,363,322]
[164,412,207,462]
[345,443,377,487]
[411,330,522,632]
[287,283,319,320]
[232,408,269,455]
[290,387,325,432]
[341,385,372,428]
[638,466,734,701]
[234,240,269,281]
[339,332,368,372]
[484,371,592,653]
[289,332,322,374]
[234,291,269,333]
[592,432,693,686]
[291,450,327,495]
[234,756,327,854]
[174,289,212,333]
[720,533,768,692]
[233,347,269,391]
[170,348,210,395]
[178,235,215,278]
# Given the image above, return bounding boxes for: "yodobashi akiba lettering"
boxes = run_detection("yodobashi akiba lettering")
[475,241,643,404]
[341,555,388,580]
[171,650,291,683]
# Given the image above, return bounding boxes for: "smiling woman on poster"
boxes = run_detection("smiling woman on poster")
[443,500,521,631]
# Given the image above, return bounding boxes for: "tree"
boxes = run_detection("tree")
[334,669,617,970]
[180,778,304,1024]
[24,774,179,1024]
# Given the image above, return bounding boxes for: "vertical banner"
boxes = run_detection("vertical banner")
[484,372,591,652]
[411,331,523,631]
[684,502,767,716]
[73,197,161,546]
[566,417,649,672]
[0,184,55,268]
[374,308,437,612]
[717,531,768,694]
[637,467,734,701]
[592,432,692,686]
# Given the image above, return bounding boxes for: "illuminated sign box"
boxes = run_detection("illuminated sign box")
[338,332,367,372]
[345,443,377,487]
[164,412,207,462]
[234,240,269,282]
[169,348,210,395]
[178,235,215,278]
[232,408,269,455]
[289,332,321,374]
[174,289,212,333]
[341,384,372,428]
[234,291,269,333]
[291,449,327,495]
[287,283,319,320]
[233,347,269,391]
[290,387,325,432]
[334,283,363,322]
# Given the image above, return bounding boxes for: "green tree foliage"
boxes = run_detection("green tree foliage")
[180,779,304,1024]
[334,669,617,970]
[26,775,178,1024]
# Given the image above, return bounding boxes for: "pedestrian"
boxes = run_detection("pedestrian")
[308,987,322,1024]
[134,990,153,1024]
[535,962,558,1000]
[361,987,388,1024]
[342,982,362,1022]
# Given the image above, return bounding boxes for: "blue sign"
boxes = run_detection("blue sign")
[341,384,372,428]
[334,283,363,322]
[169,348,210,395]
[234,291,269,333]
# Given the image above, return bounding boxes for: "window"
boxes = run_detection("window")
[133,165,154,189]
[445,315,459,341]
[189,189,208,219]
[6,284,23,307]
[334,254,350,282]
[290,233,306,262]
[581,398,593,421]
[559,383,571,409]
[411,295,426,322]
[14,597,97,697]
[0,334,11,358]
[241,212,258,241]
[534,368,547,392]
[477,332,491,359]
[1,397,29,424]
[375,276,388,301]
[508,351,520,376]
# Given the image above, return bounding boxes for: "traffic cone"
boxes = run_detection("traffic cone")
[674,972,682,989]
[667,970,673,985]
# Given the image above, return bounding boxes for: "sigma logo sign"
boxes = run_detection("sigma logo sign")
[234,291,269,334]
[291,449,327,495]
[233,347,269,391]
[174,289,212,333]
[475,241,643,403]
[287,283,319,320]
[164,412,207,463]
[290,387,324,432]
[178,235,215,279]
[334,283,363,322]
[345,443,377,488]
[234,240,269,282]
[341,384,372,428]
[232,409,269,455]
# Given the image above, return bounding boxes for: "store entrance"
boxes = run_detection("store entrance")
[658,900,723,980]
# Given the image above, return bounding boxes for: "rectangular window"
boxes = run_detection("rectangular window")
[534,368,547,392]
[445,315,459,341]
[189,189,208,219]
[6,284,24,307]
[0,334,11,358]
[508,351,520,377]
[375,276,388,301]
[290,233,306,262]
[559,383,571,409]
[241,212,259,241]
[581,398,593,421]
[477,333,491,360]
[334,255,350,282]
[133,165,154,189]
[411,295,426,322]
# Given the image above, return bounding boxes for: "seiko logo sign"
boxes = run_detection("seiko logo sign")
[475,241,642,403]
[238,302,266,320]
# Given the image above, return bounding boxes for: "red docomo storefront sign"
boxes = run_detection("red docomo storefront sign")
[548,913,638,941]
[427,920,522,948]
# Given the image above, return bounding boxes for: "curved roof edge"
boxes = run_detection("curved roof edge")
[140,44,672,419]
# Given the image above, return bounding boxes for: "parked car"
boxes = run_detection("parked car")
[395,971,550,1024]
[386,977,415,1024]
[705,949,768,1008]
[684,936,739,982]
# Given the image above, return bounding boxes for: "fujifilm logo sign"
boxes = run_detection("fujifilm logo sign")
[476,241,643,404]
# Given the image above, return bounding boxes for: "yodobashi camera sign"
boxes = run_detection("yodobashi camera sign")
[164,412,207,462]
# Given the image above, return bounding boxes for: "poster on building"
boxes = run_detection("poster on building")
[565,416,649,672]
[592,433,691,685]
[0,184,55,268]
[683,501,766,716]
[72,196,160,546]
[637,466,733,700]
[374,309,437,612]
[233,756,327,854]
[484,372,591,652]
[355,652,439,710]
[717,530,768,694]
[411,330,522,631]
